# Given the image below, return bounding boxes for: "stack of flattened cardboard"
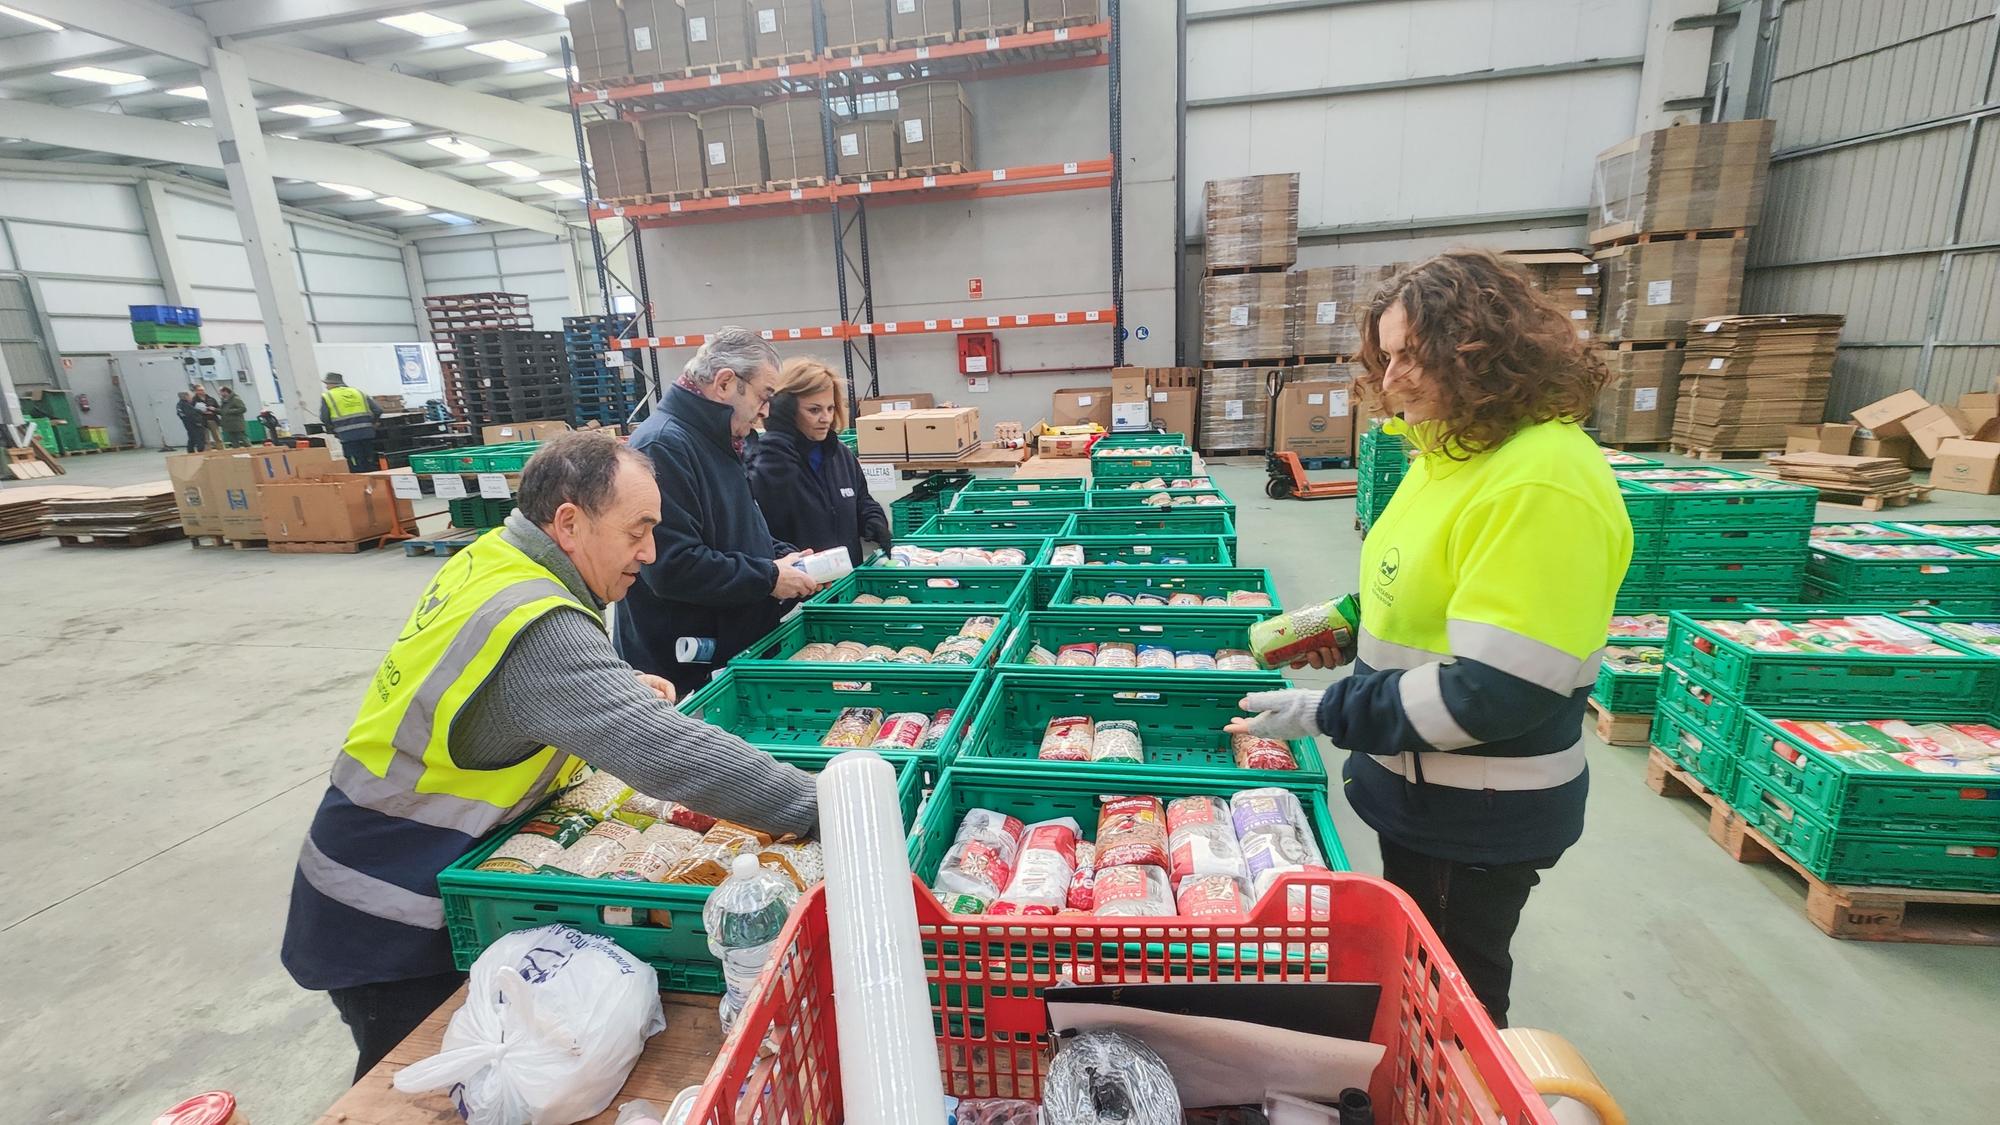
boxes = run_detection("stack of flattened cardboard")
[41,482,183,544]
[1767,451,1912,498]
[1671,313,1842,453]
[895,81,973,172]
[1199,365,1284,454]
[1203,174,1298,271]
[586,119,651,199]
[1287,265,1395,357]
[0,484,102,542]
[566,0,631,83]
[1595,237,1748,342]
[1594,346,1685,443]
[1588,119,1776,244]
[763,98,827,185]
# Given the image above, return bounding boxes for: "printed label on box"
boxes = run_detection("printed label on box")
[898,0,917,10]
[1646,279,1673,305]
[1228,305,1249,326]
[433,474,467,499]
[1576,287,1594,295]
[477,472,510,499]
[1570,309,1588,319]
[389,473,422,500]
[965,355,988,373]
[1329,388,1350,416]
[841,132,860,156]
[688,15,708,41]
[1077,394,1094,406]
[1153,391,1167,403]
[1316,300,1338,324]
[1225,400,1244,420]
[1306,393,1324,405]
[758,8,778,33]
[1583,263,1600,274]
[632,26,652,51]
[903,118,924,144]
[1709,358,1725,370]
[708,142,727,166]
[1634,387,1658,412]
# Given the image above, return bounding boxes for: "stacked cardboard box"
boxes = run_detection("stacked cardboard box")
[960,0,1028,37]
[1594,237,1748,342]
[1113,368,1200,442]
[824,0,892,51]
[763,98,827,185]
[1589,119,1776,244]
[1274,363,1358,460]
[1506,250,1599,341]
[1028,0,1099,24]
[685,0,753,69]
[697,106,766,192]
[586,119,650,199]
[752,0,816,60]
[566,0,630,83]
[1848,387,2000,477]
[639,113,705,196]
[1198,365,1284,454]
[1110,368,1150,432]
[1593,346,1684,444]
[892,0,958,41]
[896,81,974,171]
[1203,174,1298,271]
[1670,314,1841,453]
[1200,272,1290,363]
[835,116,899,179]
[1050,387,1111,429]
[1286,266,1393,358]
[623,0,692,77]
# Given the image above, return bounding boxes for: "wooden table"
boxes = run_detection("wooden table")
[315,988,723,1124]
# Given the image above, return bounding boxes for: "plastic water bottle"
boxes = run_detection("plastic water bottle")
[702,854,800,1031]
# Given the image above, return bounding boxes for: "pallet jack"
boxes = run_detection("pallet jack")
[1261,368,1358,501]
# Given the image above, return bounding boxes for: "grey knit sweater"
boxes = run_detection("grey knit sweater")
[449,511,819,838]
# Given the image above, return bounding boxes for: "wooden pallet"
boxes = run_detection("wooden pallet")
[1669,445,1778,462]
[55,445,115,456]
[1199,447,1266,459]
[1812,484,1931,511]
[189,535,269,551]
[1645,749,2000,945]
[1028,14,1099,31]
[53,527,186,549]
[1586,696,1651,746]
[1202,357,1290,369]
[961,25,1024,41]
[839,167,907,184]
[1594,226,1750,249]
[402,531,481,558]
[269,539,376,555]
[750,51,815,69]
[1294,455,1353,470]
[1598,440,1671,452]
[682,59,748,78]
[897,161,966,178]
[1606,339,1686,352]
[765,175,828,192]
[1203,263,1289,277]
[889,33,954,50]
[1293,354,1356,365]
[823,38,888,59]
[695,183,766,199]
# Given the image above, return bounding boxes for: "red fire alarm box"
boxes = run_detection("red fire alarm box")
[957,331,999,376]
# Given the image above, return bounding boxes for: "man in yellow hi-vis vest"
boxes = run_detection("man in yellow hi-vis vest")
[282,430,818,1081]
[319,372,383,472]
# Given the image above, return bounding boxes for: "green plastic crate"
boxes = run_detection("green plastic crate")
[1731,769,2000,891]
[946,489,1090,513]
[408,441,542,474]
[1656,558,1808,593]
[1086,488,1237,522]
[807,568,1030,614]
[1612,467,1749,483]
[131,321,201,345]
[954,670,1327,785]
[1664,611,2000,713]
[1067,509,1239,554]
[1807,539,2000,596]
[733,605,1009,673]
[1735,710,2000,835]
[1053,566,1283,611]
[908,767,1351,900]
[447,496,516,530]
[993,608,1265,672]
[1599,449,1663,469]
[1811,522,1920,542]
[1591,644,1665,713]
[1882,520,2000,541]
[1919,616,2000,656]
[1641,478,1820,528]
[1095,432,1189,448]
[919,511,1078,537]
[1617,480,1665,530]
[1630,527,1663,558]
[898,533,1054,564]
[1660,526,1811,559]
[1091,449,1197,480]
[1049,534,1235,567]
[439,750,922,993]
[1655,592,1768,612]
[958,476,1087,495]
[678,664,989,766]
[1649,697,1740,796]
[1655,664,1745,754]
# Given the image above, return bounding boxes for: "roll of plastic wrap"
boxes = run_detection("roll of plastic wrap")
[816,751,946,1124]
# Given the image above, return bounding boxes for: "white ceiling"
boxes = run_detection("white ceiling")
[0,1,586,233]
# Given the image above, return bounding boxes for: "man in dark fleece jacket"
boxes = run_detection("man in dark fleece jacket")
[614,327,820,695]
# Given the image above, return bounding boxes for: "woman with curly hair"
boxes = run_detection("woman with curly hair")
[1230,249,1631,1026]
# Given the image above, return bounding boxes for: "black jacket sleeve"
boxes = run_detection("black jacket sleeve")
[640,438,780,606]
[845,445,891,543]
[746,445,808,551]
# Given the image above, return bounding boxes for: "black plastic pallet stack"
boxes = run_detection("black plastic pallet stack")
[375,408,473,468]
[564,315,639,428]
[455,329,572,426]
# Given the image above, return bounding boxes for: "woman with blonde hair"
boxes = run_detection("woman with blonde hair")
[748,357,891,565]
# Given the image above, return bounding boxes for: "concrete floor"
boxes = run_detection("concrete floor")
[4,448,1998,1124]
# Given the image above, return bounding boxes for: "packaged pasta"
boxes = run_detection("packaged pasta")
[1175,873,1251,918]
[794,641,838,662]
[1026,643,1060,667]
[1096,642,1138,669]
[1040,715,1096,761]
[920,708,957,750]
[872,712,931,750]
[1056,643,1099,667]
[1138,645,1177,669]
[895,645,934,663]
[1067,841,1098,911]
[1215,649,1257,672]
[1232,732,1300,771]
[1090,719,1145,763]
[989,818,1081,916]
[1175,650,1216,671]
[1092,864,1175,917]
[960,615,1001,641]
[931,633,986,665]
[860,644,900,663]
[1095,796,1169,870]
[1050,544,1086,566]
[821,706,885,748]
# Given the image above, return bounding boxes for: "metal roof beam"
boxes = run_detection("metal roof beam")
[2,0,213,66]
[190,0,439,39]
[337,14,566,63]
[0,28,136,78]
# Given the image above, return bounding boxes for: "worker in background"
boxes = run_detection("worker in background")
[319,372,383,472]
[1230,250,1631,1029]
[174,390,207,452]
[747,356,892,567]
[190,383,223,449]
[282,431,818,1082]
[614,328,822,696]
[216,384,249,448]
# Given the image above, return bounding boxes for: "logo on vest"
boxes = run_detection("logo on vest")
[1373,547,1401,606]
[402,553,474,639]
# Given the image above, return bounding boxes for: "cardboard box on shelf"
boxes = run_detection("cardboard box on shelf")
[823,0,892,49]
[260,477,400,544]
[1594,238,1748,342]
[695,106,766,193]
[482,421,571,444]
[752,0,815,59]
[959,0,1028,37]
[859,392,936,416]
[892,0,959,41]
[1929,439,2000,494]
[1051,387,1111,428]
[835,118,899,179]
[1904,405,1965,458]
[895,81,974,171]
[622,0,692,77]
[638,112,705,196]
[1273,375,1354,459]
[904,407,980,458]
[684,0,753,68]
[566,0,631,83]
[1589,119,1776,243]
[1784,423,1856,456]
[1851,389,1930,436]
[762,98,827,185]
[1200,272,1292,363]
[585,118,650,200]
[1593,346,1684,443]
[1203,174,1299,271]
[857,410,914,458]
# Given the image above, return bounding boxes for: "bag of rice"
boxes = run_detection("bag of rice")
[1091,864,1174,917]
[1165,796,1247,884]
[1215,649,1257,671]
[1174,650,1216,671]
[1096,642,1138,669]
[1040,715,1096,761]
[821,706,885,748]
[1138,645,1176,669]
[989,819,1080,916]
[1095,796,1168,870]
[1232,732,1299,771]
[1050,544,1086,566]
[1174,873,1251,918]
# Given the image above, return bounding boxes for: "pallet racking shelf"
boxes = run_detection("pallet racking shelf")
[614,307,1116,349]
[591,158,1113,226]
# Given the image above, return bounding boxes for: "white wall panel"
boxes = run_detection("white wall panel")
[495,242,566,277]
[178,238,257,290]
[165,192,246,242]
[34,277,167,316]
[310,294,420,327]
[185,287,263,321]
[0,179,145,229]
[9,224,158,279]
[51,318,147,353]
[301,252,408,295]
[292,223,398,257]
[420,248,504,282]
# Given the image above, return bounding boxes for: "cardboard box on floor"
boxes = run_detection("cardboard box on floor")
[1855,435,1917,464]
[1785,423,1856,456]
[166,450,231,537]
[1957,392,1998,434]
[261,475,401,544]
[859,392,935,416]
[1051,387,1111,428]
[1930,438,2000,495]
[1273,376,1354,459]
[482,420,572,444]
[904,407,979,458]
[1904,405,1965,458]
[1851,389,1929,436]
[857,410,914,458]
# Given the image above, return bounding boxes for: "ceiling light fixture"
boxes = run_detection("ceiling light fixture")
[427,136,490,160]
[519,0,570,12]
[0,5,63,32]
[378,197,428,213]
[52,66,146,85]
[378,12,466,37]
[270,103,340,119]
[165,86,208,100]
[316,182,375,199]
[466,40,546,63]
[486,160,540,178]
[431,213,476,225]
[356,118,411,130]
[538,179,584,196]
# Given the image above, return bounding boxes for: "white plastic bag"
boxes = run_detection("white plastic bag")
[393,925,666,1125]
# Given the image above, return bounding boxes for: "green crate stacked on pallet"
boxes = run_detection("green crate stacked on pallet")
[886,471,974,533]
[1614,468,1816,612]
[917,510,1077,537]
[1799,518,2000,612]
[993,607,1268,673]
[1085,487,1236,524]
[945,488,1090,514]
[1592,613,1672,714]
[1355,421,1409,532]
[1089,436,1197,483]
[1068,507,1240,557]
[730,604,1011,674]
[447,496,516,530]
[408,441,544,475]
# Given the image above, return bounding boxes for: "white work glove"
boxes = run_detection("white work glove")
[1236,689,1324,739]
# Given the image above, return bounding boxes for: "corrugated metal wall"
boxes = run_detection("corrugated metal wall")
[1745,0,2000,416]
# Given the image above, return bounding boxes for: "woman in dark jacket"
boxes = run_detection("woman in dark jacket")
[748,357,891,566]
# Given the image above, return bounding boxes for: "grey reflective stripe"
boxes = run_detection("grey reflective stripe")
[391,577,574,757]
[1397,662,1480,751]
[1357,627,1448,671]
[1448,619,1602,693]
[331,751,540,836]
[297,831,445,930]
[1364,739,1588,791]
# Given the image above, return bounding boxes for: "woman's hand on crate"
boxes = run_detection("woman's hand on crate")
[1226,689,1325,739]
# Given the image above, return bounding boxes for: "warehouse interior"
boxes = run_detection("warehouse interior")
[5,2,2000,1124]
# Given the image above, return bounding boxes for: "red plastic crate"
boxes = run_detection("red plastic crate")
[687,872,1556,1124]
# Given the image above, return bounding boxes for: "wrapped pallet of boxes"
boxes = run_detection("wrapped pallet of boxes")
[960,0,1028,37]
[1275,364,1358,459]
[896,81,974,172]
[1028,0,1100,25]
[684,0,753,69]
[585,118,650,199]
[1201,272,1291,363]
[752,0,816,61]
[1204,174,1299,271]
[1200,365,1283,454]
[891,0,958,42]
[1672,314,1842,453]
[638,112,705,196]
[823,0,892,51]
[763,97,828,185]
[697,106,767,193]
[565,0,631,83]
[1590,119,1775,243]
[1594,237,1747,342]
[1506,250,1600,341]
[1592,346,1684,443]
[835,116,899,180]
[1288,265,1394,358]
[623,0,692,77]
